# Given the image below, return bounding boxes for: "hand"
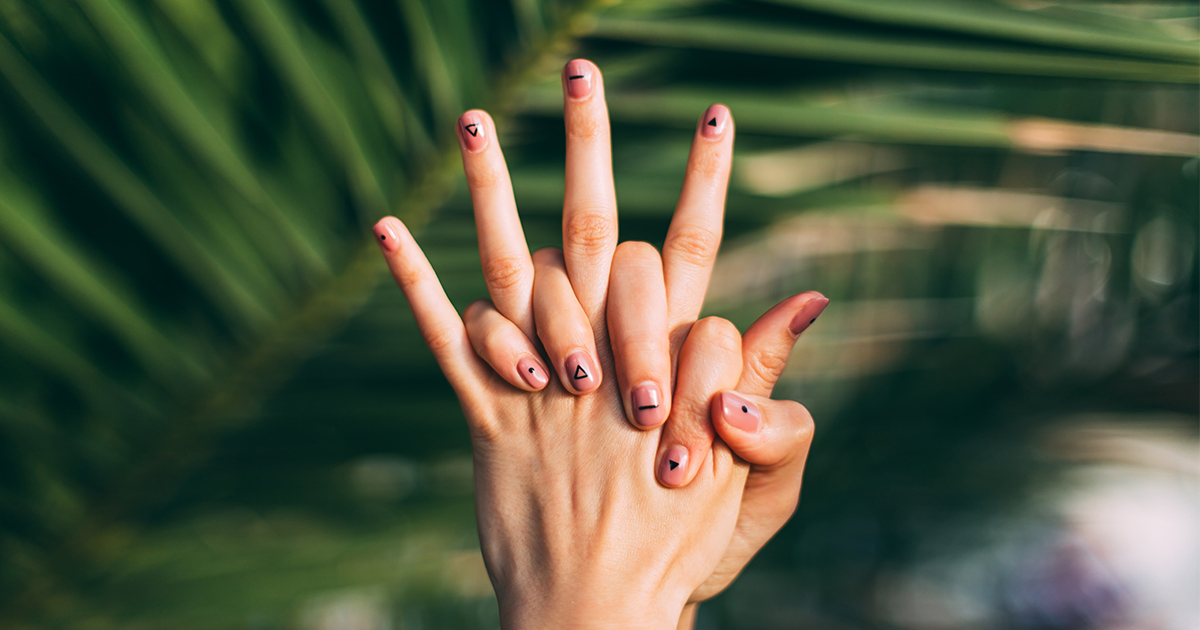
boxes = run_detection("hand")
[371,60,756,628]
[448,57,829,611]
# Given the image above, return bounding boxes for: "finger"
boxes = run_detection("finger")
[657,317,742,488]
[457,110,536,338]
[607,241,671,429]
[664,104,734,340]
[739,292,829,398]
[710,394,815,574]
[532,248,601,394]
[464,299,550,392]
[561,59,618,321]
[712,393,813,471]
[373,217,486,395]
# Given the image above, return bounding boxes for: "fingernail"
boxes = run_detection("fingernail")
[700,104,728,139]
[788,295,830,336]
[631,383,663,427]
[721,392,761,433]
[564,60,593,100]
[660,446,689,486]
[518,356,549,389]
[565,351,598,393]
[373,218,400,254]
[458,112,487,152]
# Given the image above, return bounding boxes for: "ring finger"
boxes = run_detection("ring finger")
[457,109,536,338]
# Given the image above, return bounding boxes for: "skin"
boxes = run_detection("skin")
[373,59,826,628]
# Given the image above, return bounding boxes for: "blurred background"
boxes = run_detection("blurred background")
[0,0,1197,628]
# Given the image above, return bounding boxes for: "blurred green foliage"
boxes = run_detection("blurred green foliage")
[0,0,1196,628]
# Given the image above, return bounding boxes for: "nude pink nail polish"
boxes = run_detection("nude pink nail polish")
[565,351,598,393]
[631,383,663,427]
[660,446,688,486]
[518,357,548,389]
[373,218,401,254]
[563,60,593,100]
[458,112,487,152]
[788,295,829,336]
[721,392,760,433]
[700,104,728,139]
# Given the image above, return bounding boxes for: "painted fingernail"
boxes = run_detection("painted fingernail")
[458,112,487,152]
[565,351,598,393]
[700,104,728,139]
[721,392,761,433]
[631,383,663,427]
[564,60,593,100]
[373,218,400,254]
[788,295,830,336]
[518,356,549,389]
[660,446,689,486]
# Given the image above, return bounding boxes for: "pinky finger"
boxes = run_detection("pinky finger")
[464,300,551,392]
[373,217,486,397]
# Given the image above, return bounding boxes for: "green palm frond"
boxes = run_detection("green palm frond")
[0,0,1195,627]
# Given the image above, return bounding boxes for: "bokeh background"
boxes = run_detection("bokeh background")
[0,0,1197,628]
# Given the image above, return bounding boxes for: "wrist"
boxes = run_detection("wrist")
[499,587,687,630]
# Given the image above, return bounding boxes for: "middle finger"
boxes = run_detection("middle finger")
[561,59,618,324]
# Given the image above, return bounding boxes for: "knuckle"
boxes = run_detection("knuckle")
[564,211,615,255]
[566,114,603,141]
[691,317,741,353]
[531,247,564,268]
[687,147,727,179]
[616,336,665,362]
[672,396,712,427]
[781,400,815,444]
[463,299,493,320]
[614,240,661,265]
[746,349,789,387]
[394,263,427,291]
[482,255,529,293]
[422,325,461,355]
[465,162,499,190]
[664,226,719,269]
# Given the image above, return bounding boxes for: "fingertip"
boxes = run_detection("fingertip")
[787,293,829,336]
[563,58,599,101]
[699,103,731,140]
[457,110,491,153]
[517,355,550,391]
[563,351,601,394]
[630,381,668,429]
[373,216,406,254]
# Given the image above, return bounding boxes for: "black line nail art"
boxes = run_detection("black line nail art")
[637,405,658,411]
[568,74,585,80]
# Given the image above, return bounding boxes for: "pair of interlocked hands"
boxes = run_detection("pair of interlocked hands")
[373,59,827,629]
